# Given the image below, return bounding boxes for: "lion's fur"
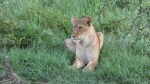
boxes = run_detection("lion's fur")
[65,16,104,72]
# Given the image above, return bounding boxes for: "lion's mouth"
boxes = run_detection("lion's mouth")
[71,38,81,43]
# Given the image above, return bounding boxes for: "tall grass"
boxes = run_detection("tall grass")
[0,0,149,83]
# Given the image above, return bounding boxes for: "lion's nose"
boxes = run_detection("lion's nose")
[72,35,76,38]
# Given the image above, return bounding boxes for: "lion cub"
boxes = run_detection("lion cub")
[65,16,104,72]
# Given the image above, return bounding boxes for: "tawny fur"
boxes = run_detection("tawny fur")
[65,16,104,72]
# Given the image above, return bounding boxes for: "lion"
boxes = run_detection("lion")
[65,16,104,72]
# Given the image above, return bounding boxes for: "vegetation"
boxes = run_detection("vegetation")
[0,0,149,83]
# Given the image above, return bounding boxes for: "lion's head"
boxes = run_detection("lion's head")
[71,16,92,43]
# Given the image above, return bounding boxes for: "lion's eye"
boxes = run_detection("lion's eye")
[78,27,82,30]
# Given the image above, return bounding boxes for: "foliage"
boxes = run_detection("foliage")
[0,0,149,83]
[0,0,149,48]
[0,0,69,48]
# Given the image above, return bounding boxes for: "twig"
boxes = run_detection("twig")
[0,75,7,81]
[4,55,28,84]
[0,79,11,84]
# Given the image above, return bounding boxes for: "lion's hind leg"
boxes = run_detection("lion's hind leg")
[97,32,104,50]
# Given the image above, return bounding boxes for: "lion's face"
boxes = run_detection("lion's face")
[71,16,92,43]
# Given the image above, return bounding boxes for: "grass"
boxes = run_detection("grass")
[1,34,149,84]
[0,0,150,84]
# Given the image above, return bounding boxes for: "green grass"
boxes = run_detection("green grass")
[0,0,150,84]
[0,34,149,83]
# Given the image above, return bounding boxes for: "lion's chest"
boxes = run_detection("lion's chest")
[76,42,94,64]
[75,34,100,64]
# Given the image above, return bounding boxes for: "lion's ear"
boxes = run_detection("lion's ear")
[71,17,78,26]
[84,16,92,26]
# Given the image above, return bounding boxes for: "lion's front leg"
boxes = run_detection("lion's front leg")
[65,38,85,69]
[65,38,76,52]
[70,57,85,69]
[83,44,100,72]
[82,59,98,72]
[70,43,86,69]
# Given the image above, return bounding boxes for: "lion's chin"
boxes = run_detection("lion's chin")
[72,38,81,43]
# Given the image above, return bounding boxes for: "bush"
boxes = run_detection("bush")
[0,0,149,48]
[0,0,70,48]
